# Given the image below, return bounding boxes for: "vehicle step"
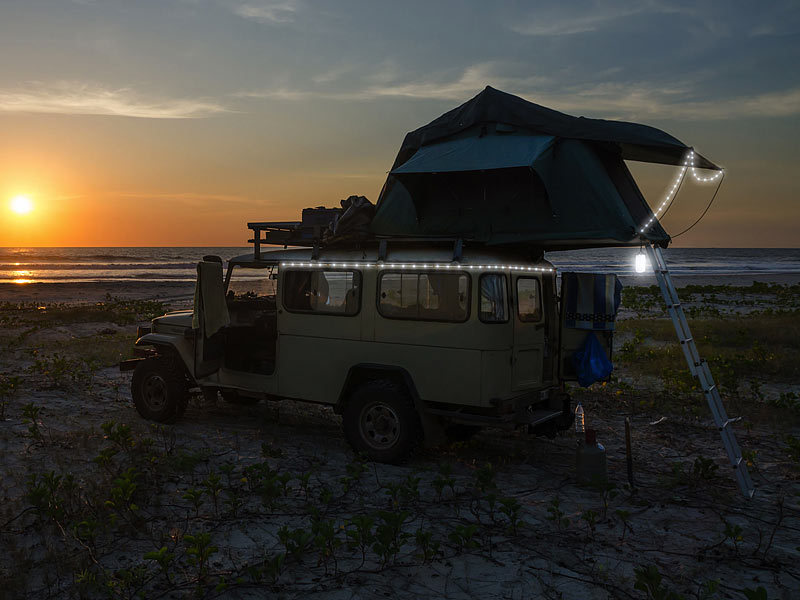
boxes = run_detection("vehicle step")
[517,409,563,427]
[424,406,562,429]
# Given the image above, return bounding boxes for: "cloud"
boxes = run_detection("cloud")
[507,1,694,36]
[0,83,229,118]
[235,63,551,102]
[233,63,800,122]
[231,1,298,24]
[509,7,642,36]
[539,83,800,120]
[311,65,353,85]
[115,191,256,209]
[365,63,549,100]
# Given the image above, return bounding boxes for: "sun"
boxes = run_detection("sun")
[10,195,34,214]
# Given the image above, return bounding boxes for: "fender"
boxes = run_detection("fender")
[336,363,421,413]
[132,333,195,378]
[134,332,185,349]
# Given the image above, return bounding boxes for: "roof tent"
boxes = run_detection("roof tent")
[372,86,720,250]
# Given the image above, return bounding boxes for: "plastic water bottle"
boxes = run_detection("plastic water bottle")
[574,401,585,436]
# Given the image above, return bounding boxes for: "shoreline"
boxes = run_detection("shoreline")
[1,272,799,304]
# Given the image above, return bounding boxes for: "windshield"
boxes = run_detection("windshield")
[226,265,276,300]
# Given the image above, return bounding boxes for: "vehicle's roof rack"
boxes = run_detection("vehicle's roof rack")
[248,207,343,258]
[248,206,485,261]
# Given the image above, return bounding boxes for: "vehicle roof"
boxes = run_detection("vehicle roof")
[227,243,553,269]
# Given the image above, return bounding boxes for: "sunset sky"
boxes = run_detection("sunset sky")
[0,0,798,247]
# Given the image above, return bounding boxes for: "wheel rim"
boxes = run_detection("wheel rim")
[142,373,168,411]
[359,402,401,450]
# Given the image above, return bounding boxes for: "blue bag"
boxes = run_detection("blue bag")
[572,332,613,387]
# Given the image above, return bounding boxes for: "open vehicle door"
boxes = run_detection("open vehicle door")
[192,260,230,379]
[557,272,619,382]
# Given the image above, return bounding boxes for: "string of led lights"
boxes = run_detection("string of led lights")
[638,149,723,234]
[280,261,554,273]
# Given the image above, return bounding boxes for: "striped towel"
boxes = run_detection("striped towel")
[562,272,622,331]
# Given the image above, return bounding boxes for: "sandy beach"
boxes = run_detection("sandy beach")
[1,278,798,598]
[0,280,197,305]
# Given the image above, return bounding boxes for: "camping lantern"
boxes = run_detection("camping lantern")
[634,251,648,273]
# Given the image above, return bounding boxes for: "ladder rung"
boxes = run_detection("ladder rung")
[649,243,754,499]
[719,417,742,430]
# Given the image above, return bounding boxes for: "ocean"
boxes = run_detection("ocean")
[1,247,799,285]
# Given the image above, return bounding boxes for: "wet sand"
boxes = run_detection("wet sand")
[0,280,196,304]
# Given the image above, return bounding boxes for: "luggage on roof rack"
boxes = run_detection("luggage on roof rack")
[248,197,377,258]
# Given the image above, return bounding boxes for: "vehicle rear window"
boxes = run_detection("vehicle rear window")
[283,270,361,315]
[479,273,508,323]
[516,277,542,322]
[378,272,470,322]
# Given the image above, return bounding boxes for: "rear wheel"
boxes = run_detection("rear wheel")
[131,357,188,422]
[342,380,421,464]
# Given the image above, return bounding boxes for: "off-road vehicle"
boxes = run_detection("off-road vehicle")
[122,217,620,463]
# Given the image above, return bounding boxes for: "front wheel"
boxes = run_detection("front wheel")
[342,380,422,464]
[131,357,188,422]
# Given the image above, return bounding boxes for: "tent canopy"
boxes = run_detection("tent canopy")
[392,134,554,174]
[388,86,719,172]
[372,87,715,249]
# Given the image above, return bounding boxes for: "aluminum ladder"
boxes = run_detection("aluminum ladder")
[644,243,755,498]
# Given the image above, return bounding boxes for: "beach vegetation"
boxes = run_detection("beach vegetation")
[546,497,571,530]
[633,564,685,600]
[28,352,95,389]
[2,292,798,598]
[0,296,166,328]
[21,402,44,441]
[0,373,22,420]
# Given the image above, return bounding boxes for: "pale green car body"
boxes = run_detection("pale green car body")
[131,243,611,454]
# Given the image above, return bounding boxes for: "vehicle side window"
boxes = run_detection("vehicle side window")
[283,270,361,315]
[479,273,508,323]
[517,277,542,322]
[378,272,469,322]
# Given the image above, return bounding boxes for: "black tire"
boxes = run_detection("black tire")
[131,357,188,423]
[342,380,422,464]
[444,423,482,442]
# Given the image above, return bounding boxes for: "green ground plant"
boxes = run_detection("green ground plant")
[633,564,685,600]
[0,373,22,420]
[4,290,798,598]
[21,402,44,441]
[184,532,218,580]
[546,497,570,530]
[27,352,96,389]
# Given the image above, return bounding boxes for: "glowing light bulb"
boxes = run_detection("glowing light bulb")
[634,252,648,274]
